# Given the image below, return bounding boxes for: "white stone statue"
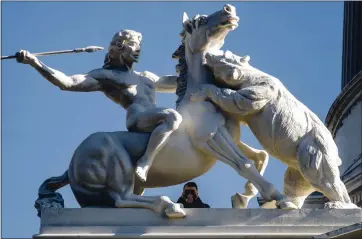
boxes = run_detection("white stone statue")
[17,29,183,184]
[21,4,292,218]
[190,50,358,209]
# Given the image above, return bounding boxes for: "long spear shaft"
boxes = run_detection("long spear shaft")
[1,46,104,60]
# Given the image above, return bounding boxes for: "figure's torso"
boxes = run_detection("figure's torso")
[89,68,156,110]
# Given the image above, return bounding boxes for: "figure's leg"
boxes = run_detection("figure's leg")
[296,129,358,209]
[232,141,269,208]
[197,125,287,205]
[129,108,182,182]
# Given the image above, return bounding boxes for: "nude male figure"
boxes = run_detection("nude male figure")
[16,29,182,182]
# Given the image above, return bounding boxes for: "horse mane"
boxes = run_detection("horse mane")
[172,29,188,107]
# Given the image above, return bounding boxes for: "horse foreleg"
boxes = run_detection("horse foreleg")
[199,125,286,205]
[232,141,269,208]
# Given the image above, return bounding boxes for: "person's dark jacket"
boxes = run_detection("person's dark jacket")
[177,197,210,208]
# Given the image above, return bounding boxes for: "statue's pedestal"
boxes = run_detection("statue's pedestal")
[34,208,362,239]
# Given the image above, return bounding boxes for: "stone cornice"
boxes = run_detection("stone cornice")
[325,71,362,137]
[34,208,362,239]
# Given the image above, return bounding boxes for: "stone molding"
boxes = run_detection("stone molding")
[325,71,362,137]
[34,208,362,239]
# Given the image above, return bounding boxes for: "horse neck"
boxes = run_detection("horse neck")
[174,39,215,107]
[184,45,214,90]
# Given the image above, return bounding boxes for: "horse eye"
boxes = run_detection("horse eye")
[199,17,208,25]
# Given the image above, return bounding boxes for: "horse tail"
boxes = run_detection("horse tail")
[34,170,70,217]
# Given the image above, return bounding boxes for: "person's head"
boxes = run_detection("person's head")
[182,182,199,203]
[104,29,142,69]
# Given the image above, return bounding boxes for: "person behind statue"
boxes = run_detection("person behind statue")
[177,182,210,208]
[16,29,181,183]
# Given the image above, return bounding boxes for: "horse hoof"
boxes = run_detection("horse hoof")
[261,200,277,209]
[165,204,186,218]
[231,193,250,208]
[135,167,147,183]
[325,201,359,209]
[277,201,298,210]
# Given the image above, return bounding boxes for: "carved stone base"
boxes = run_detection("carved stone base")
[34,208,362,238]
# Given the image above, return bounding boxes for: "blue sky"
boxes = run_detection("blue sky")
[2,1,343,237]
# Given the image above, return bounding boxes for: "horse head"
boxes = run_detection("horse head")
[173,4,240,105]
[182,4,239,55]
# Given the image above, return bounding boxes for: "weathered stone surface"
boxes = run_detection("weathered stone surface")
[34,208,362,238]
[313,222,362,239]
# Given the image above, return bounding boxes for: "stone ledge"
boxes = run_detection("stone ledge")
[33,208,362,238]
[312,222,362,239]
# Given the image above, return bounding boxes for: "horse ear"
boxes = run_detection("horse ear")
[183,12,189,22]
[182,12,192,34]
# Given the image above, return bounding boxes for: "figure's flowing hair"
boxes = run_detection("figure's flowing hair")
[172,30,188,107]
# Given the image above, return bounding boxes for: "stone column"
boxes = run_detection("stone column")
[325,1,362,207]
[341,2,362,89]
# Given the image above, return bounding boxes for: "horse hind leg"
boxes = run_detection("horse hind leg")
[107,145,186,218]
[200,126,286,205]
[133,186,145,195]
[297,129,358,209]
[109,181,185,218]
[232,142,269,208]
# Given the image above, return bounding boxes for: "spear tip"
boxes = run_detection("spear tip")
[84,46,104,53]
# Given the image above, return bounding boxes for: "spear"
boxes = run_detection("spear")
[1,46,104,60]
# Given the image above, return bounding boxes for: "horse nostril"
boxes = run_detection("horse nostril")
[224,4,232,13]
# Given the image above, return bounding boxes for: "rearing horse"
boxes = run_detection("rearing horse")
[36,4,289,218]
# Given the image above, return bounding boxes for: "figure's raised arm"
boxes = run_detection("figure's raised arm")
[16,50,102,92]
[140,71,178,93]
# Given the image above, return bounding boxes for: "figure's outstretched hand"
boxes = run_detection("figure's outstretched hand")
[15,50,38,65]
